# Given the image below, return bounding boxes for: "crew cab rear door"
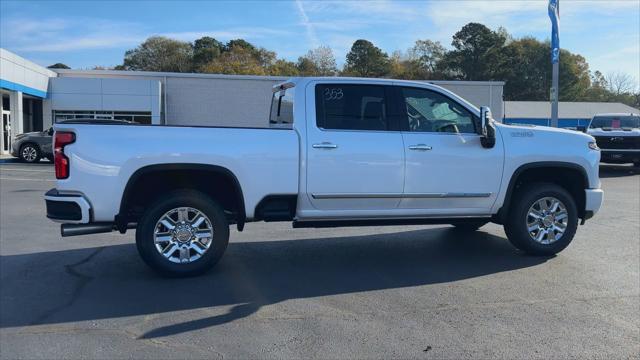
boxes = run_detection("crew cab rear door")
[304,82,405,211]
[394,85,504,215]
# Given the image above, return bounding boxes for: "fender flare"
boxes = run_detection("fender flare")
[117,163,246,232]
[496,161,588,223]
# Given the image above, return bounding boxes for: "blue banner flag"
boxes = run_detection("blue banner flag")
[548,0,560,63]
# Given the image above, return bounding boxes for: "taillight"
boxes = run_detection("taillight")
[54,131,75,179]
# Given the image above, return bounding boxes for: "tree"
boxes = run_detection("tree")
[192,36,224,70]
[296,56,319,76]
[201,45,267,75]
[442,23,507,81]
[300,46,337,76]
[269,59,299,76]
[123,36,193,72]
[407,40,446,78]
[343,39,390,77]
[225,39,255,52]
[606,72,636,95]
[47,63,70,69]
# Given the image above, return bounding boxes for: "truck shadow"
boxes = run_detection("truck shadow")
[0,227,549,338]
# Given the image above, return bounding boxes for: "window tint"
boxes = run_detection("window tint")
[269,87,294,127]
[315,84,388,131]
[400,87,476,134]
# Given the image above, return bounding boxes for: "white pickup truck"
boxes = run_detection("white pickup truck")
[45,77,603,277]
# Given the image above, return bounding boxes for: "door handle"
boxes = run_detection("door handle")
[408,144,432,151]
[312,142,338,149]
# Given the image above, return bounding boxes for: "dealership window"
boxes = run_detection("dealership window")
[53,110,152,124]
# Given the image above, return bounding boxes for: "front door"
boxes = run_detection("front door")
[305,83,405,212]
[397,86,503,215]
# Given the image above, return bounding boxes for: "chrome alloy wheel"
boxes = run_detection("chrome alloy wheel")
[526,196,568,245]
[154,207,214,263]
[22,146,38,162]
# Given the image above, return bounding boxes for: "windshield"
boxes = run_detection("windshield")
[589,115,640,129]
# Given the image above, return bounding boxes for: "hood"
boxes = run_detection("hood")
[15,131,44,138]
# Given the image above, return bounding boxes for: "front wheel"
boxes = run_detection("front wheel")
[136,190,230,277]
[504,183,578,256]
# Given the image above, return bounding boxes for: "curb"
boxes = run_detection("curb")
[0,157,19,164]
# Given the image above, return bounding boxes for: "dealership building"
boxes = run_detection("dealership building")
[1,48,509,155]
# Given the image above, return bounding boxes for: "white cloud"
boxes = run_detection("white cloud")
[295,0,320,50]
[1,14,292,53]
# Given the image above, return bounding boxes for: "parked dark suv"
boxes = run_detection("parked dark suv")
[585,113,640,167]
[11,119,137,163]
[11,127,54,163]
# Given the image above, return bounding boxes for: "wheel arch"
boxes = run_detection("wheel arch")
[497,161,589,223]
[117,163,246,232]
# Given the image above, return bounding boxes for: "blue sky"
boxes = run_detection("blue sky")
[1,0,638,86]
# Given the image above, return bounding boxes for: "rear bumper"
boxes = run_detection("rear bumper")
[44,188,91,224]
[584,188,604,220]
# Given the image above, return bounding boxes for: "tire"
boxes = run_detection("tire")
[450,220,489,231]
[19,143,40,163]
[136,189,230,277]
[504,183,578,256]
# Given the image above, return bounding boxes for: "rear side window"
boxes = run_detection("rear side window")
[315,84,388,131]
[269,87,294,127]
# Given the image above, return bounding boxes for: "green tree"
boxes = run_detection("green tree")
[442,23,507,80]
[407,39,446,79]
[343,39,390,77]
[296,56,319,76]
[498,37,592,101]
[225,39,255,52]
[269,59,299,76]
[201,45,267,75]
[192,36,224,70]
[47,63,70,69]
[123,36,193,72]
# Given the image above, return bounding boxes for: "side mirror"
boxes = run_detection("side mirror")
[479,106,496,148]
[47,128,54,136]
[576,125,587,133]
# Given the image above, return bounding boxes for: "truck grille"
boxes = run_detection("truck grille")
[594,135,640,150]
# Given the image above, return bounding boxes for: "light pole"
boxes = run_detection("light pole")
[549,0,560,127]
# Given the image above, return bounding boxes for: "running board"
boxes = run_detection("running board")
[292,217,491,229]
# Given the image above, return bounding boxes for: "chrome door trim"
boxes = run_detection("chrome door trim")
[311,192,492,199]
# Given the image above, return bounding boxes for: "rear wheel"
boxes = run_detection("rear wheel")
[19,143,40,163]
[136,190,229,277]
[504,183,578,256]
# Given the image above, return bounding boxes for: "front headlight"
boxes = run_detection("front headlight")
[588,141,600,151]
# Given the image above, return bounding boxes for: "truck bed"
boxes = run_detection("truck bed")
[54,123,300,221]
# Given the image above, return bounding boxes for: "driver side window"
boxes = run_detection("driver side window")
[400,87,476,134]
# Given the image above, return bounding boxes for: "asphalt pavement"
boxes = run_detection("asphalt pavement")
[0,162,638,359]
